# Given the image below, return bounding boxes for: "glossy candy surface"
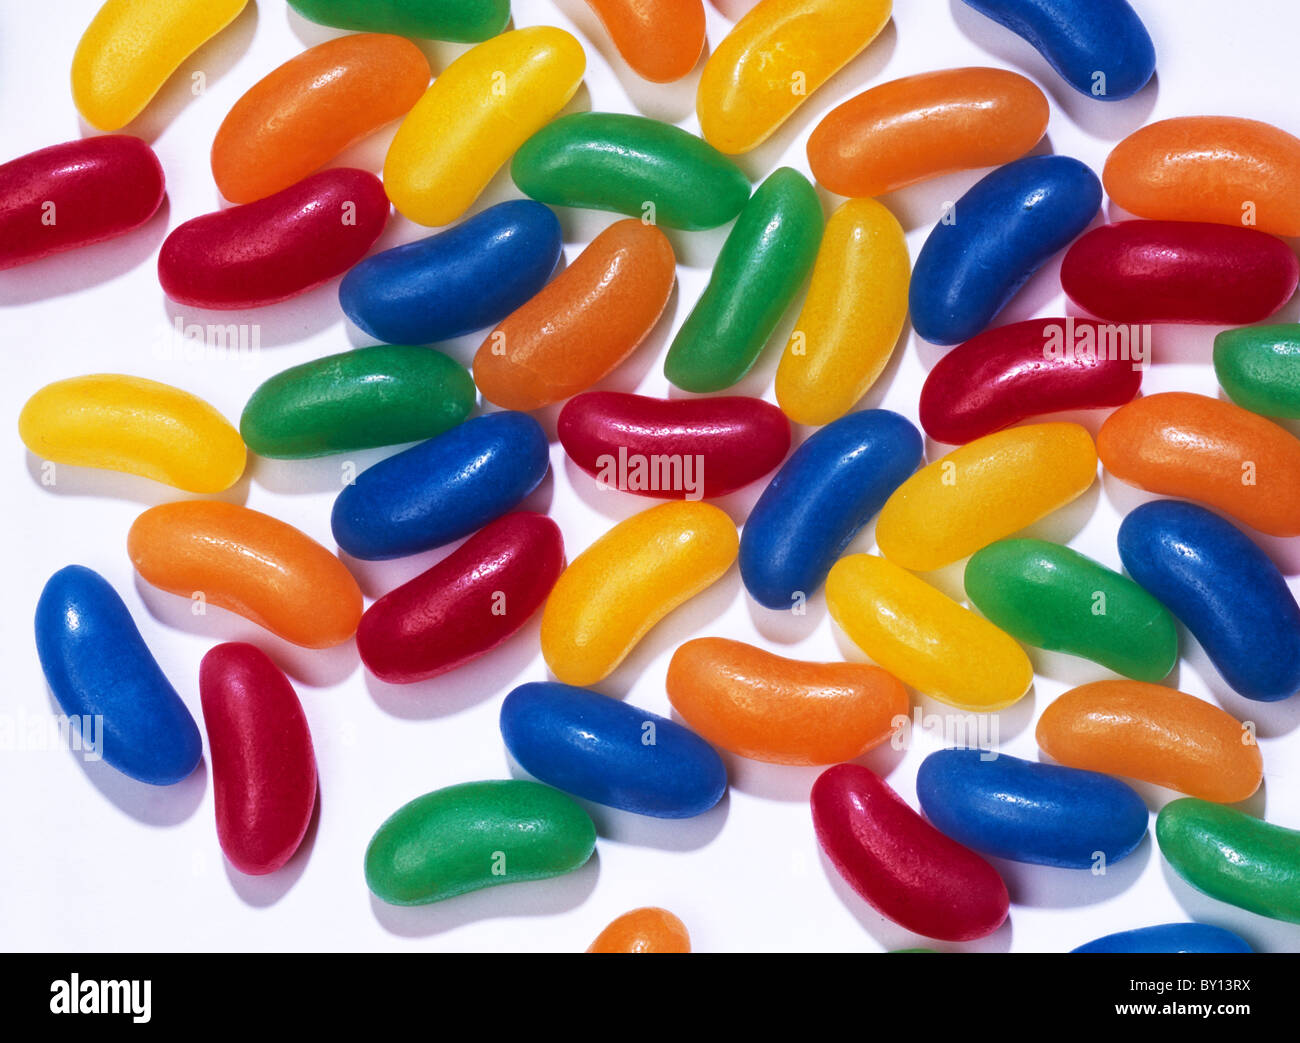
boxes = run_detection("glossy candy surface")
[1072,924,1252,955]
[1215,325,1300,418]
[287,0,510,41]
[587,908,691,953]
[585,0,706,82]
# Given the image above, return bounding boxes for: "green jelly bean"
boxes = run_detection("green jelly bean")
[510,113,751,231]
[964,538,1178,682]
[365,780,597,906]
[1214,324,1300,418]
[664,167,823,393]
[240,345,475,459]
[1157,798,1300,924]
[287,0,509,42]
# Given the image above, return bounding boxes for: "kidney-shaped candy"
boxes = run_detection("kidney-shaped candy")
[1072,923,1252,955]
[1215,324,1300,419]
[587,908,691,953]
[584,0,706,82]
[287,0,510,41]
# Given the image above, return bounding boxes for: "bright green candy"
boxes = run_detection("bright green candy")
[510,113,751,231]
[240,345,474,459]
[964,538,1178,682]
[364,781,596,906]
[664,167,823,393]
[1213,324,1300,418]
[1157,798,1300,924]
[286,0,509,41]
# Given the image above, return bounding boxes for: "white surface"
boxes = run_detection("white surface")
[4,0,1300,954]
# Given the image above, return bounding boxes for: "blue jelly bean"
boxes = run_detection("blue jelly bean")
[909,155,1101,345]
[1072,923,1253,954]
[739,409,922,610]
[961,0,1156,101]
[331,411,549,561]
[339,200,562,345]
[1118,500,1300,702]
[916,748,1148,869]
[499,682,726,819]
[34,565,201,786]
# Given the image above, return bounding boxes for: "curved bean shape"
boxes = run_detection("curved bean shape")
[1072,924,1252,954]
[587,908,691,953]
[287,0,510,41]
[585,0,706,82]
[1215,324,1300,419]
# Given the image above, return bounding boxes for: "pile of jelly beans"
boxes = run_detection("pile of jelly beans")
[13,0,1300,953]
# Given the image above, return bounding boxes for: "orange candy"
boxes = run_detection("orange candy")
[587,907,691,953]
[585,0,706,83]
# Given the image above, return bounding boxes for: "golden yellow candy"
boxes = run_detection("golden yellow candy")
[776,198,910,426]
[384,27,586,227]
[541,502,738,686]
[876,423,1097,571]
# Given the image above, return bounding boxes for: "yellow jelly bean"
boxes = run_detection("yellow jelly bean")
[540,502,738,686]
[776,198,910,426]
[876,423,1097,572]
[72,0,249,131]
[384,27,586,227]
[697,0,892,155]
[19,375,246,494]
[827,554,1032,711]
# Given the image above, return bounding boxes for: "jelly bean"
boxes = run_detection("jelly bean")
[158,169,389,310]
[339,201,562,346]
[500,682,726,818]
[19,374,245,494]
[1060,221,1300,325]
[473,220,676,410]
[697,0,893,155]
[287,0,510,41]
[212,34,431,204]
[34,565,201,786]
[0,137,165,270]
[916,749,1147,869]
[812,763,1009,942]
[1072,924,1252,955]
[876,423,1097,572]
[806,68,1049,198]
[1157,798,1300,924]
[910,156,1101,345]
[1118,500,1300,703]
[1104,117,1300,237]
[1099,392,1300,538]
[775,199,909,426]
[587,908,691,953]
[964,539,1177,682]
[665,637,907,765]
[827,555,1033,711]
[128,501,364,649]
[739,410,921,609]
[959,0,1155,101]
[365,781,596,906]
[664,168,823,393]
[1036,681,1263,804]
[72,0,248,131]
[585,0,706,82]
[1215,325,1300,419]
[199,643,316,876]
[511,113,751,231]
[331,411,549,561]
[384,27,586,227]
[557,392,790,500]
[240,346,475,460]
[918,318,1144,445]
[540,502,738,686]
[357,513,565,684]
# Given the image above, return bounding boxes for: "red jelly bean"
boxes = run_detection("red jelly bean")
[357,512,564,684]
[158,168,389,309]
[919,317,1144,445]
[1061,220,1299,325]
[811,763,1009,941]
[199,643,317,876]
[0,136,165,270]
[557,392,791,500]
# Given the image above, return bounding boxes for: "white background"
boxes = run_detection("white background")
[4,0,1300,954]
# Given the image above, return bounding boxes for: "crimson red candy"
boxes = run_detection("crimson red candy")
[199,643,317,876]
[0,136,165,270]
[557,392,791,500]
[811,763,1009,942]
[920,317,1144,445]
[357,512,565,684]
[1061,220,1299,325]
[158,168,389,309]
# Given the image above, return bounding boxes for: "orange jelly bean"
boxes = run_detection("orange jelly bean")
[587,907,691,953]
[585,0,706,83]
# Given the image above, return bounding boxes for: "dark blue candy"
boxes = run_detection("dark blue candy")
[1072,923,1253,954]
[339,200,562,345]
[34,565,201,786]
[909,155,1101,345]
[331,411,549,561]
[916,748,1148,869]
[499,682,726,819]
[739,409,921,610]
[1118,500,1300,702]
